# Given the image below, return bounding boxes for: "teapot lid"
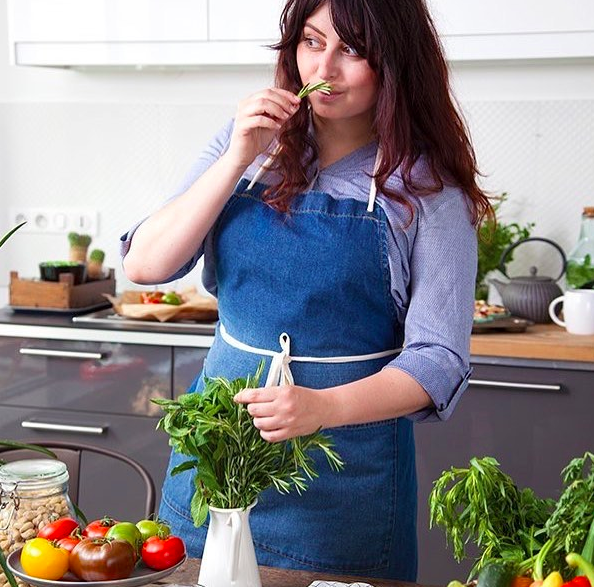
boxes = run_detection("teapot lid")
[499,237,566,282]
[511,267,555,283]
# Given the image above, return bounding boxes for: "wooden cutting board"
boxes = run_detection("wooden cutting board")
[471,323,594,362]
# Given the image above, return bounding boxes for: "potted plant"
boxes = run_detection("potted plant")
[153,363,343,587]
[67,232,92,263]
[87,249,105,280]
[476,193,535,300]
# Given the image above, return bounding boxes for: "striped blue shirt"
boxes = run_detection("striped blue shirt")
[121,119,477,423]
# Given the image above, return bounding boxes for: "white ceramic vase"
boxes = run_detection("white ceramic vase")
[198,501,261,587]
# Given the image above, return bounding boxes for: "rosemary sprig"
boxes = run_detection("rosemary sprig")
[297,80,332,99]
[152,362,343,527]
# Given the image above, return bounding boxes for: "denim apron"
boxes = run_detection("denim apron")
[159,157,418,581]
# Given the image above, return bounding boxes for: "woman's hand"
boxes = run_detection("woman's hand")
[233,384,330,442]
[224,88,301,168]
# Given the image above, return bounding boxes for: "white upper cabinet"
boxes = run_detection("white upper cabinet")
[7,0,594,68]
[7,0,279,67]
[429,0,594,61]
[208,0,283,42]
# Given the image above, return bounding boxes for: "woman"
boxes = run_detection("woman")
[122,0,492,580]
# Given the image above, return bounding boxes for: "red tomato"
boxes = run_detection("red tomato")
[82,517,118,538]
[56,535,81,553]
[37,517,79,541]
[141,535,186,571]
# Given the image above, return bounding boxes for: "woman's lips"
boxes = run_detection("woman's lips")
[317,91,343,102]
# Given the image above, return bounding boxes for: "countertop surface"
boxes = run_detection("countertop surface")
[1,306,592,366]
[0,306,215,348]
[471,323,594,363]
[158,557,416,587]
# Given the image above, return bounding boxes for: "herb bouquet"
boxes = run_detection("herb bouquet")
[152,362,344,527]
[429,453,594,581]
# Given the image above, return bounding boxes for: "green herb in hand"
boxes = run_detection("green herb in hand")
[152,362,343,528]
[297,80,332,99]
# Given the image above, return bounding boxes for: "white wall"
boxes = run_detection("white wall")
[1,0,594,295]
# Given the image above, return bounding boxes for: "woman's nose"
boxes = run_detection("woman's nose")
[316,50,338,80]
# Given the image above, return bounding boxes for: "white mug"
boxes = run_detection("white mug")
[549,289,594,335]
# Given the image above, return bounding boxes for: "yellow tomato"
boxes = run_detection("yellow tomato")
[20,537,69,580]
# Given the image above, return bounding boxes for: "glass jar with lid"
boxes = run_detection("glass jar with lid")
[0,459,77,586]
[566,207,594,289]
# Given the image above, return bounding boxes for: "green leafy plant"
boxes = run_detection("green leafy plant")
[429,456,553,579]
[477,193,535,299]
[566,254,594,289]
[152,362,344,527]
[429,453,594,581]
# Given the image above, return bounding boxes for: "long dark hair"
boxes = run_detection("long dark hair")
[265,0,493,227]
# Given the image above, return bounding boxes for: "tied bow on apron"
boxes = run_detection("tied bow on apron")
[220,324,401,388]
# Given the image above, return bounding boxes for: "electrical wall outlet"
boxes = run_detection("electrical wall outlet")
[8,208,99,236]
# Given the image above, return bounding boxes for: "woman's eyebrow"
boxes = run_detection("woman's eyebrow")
[303,22,326,37]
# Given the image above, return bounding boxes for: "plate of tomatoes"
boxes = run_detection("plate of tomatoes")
[6,516,187,587]
[7,549,186,587]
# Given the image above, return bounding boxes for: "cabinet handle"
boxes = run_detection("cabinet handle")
[21,421,107,435]
[469,378,562,391]
[19,348,108,360]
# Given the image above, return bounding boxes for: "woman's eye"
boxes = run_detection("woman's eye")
[303,36,321,49]
[343,45,359,57]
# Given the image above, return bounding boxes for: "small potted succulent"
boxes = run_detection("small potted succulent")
[87,249,105,280]
[68,232,92,263]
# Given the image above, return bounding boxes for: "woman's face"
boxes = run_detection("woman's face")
[296,2,378,127]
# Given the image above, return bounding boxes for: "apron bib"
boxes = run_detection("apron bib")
[159,174,418,580]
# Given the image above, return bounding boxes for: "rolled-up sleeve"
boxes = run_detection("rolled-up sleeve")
[383,191,477,423]
[119,119,234,283]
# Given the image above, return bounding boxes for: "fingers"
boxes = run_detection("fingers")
[234,387,277,404]
[234,386,291,441]
[259,428,287,443]
[238,88,301,124]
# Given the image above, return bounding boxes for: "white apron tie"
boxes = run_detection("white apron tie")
[220,324,401,388]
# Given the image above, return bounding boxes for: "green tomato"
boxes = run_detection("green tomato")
[136,519,171,542]
[161,292,182,305]
[105,522,143,554]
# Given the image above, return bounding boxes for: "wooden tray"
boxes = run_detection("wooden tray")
[9,268,116,309]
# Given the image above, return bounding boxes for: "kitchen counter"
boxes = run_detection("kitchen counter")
[0,307,215,348]
[471,323,594,363]
[159,557,418,587]
[1,306,593,367]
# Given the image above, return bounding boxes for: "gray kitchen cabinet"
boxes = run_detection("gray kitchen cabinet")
[173,346,208,397]
[415,361,594,585]
[0,337,208,521]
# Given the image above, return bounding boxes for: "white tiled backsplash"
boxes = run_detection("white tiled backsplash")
[1,99,593,295]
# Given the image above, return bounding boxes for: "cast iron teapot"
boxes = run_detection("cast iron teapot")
[490,237,567,323]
